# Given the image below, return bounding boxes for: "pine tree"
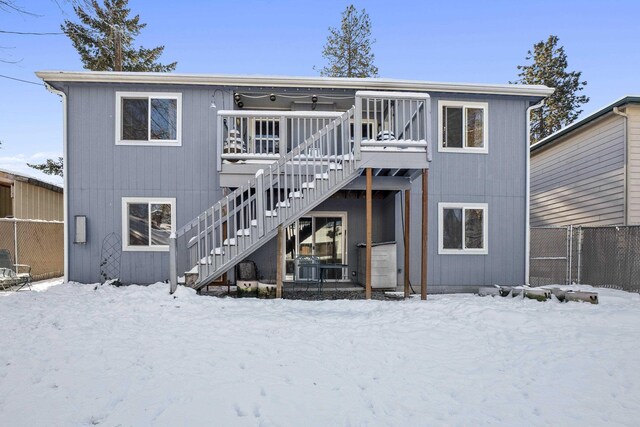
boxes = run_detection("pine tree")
[318,5,378,78]
[61,0,177,72]
[514,35,589,143]
[27,157,63,177]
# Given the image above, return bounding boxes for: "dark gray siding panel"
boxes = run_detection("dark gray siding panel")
[249,196,397,283]
[66,83,231,284]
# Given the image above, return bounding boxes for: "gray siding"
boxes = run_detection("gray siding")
[531,114,626,227]
[626,105,640,224]
[62,82,532,290]
[65,83,231,284]
[410,94,529,291]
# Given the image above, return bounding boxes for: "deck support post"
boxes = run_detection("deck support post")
[421,169,428,300]
[276,224,283,298]
[366,168,372,300]
[404,189,411,298]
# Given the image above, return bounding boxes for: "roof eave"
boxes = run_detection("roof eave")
[35,71,554,98]
[531,95,640,153]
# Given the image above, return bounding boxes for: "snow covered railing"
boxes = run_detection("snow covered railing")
[354,91,431,159]
[216,110,343,170]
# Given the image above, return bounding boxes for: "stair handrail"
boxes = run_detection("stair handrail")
[170,107,356,293]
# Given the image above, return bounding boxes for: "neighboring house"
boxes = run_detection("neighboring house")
[0,169,64,281]
[37,71,552,294]
[530,96,640,227]
[0,169,63,220]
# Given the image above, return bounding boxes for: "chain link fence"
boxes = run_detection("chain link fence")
[0,218,64,281]
[530,225,640,293]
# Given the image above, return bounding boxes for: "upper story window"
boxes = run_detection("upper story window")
[116,92,182,146]
[438,202,488,255]
[438,100,488,154]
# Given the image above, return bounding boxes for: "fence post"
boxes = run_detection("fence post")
[577,226,583,284]
[568,225,573,284]
[169,233,178,294]
[13,219,18,265]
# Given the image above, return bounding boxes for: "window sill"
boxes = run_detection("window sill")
[116,140,182,147]
[123,245,170,252]
[438,249,488,255]
[438,146,488,154]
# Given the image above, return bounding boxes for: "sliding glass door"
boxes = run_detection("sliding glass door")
[285,212,347,280]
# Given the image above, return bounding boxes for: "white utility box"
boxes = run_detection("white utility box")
[357,241,397,290]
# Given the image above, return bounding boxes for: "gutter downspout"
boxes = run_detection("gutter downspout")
[526,100,545,285]
[613,107,629,225]
[44,82,69,282]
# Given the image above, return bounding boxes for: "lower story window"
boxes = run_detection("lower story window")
[122,197,176,251]
[438,202,488,255]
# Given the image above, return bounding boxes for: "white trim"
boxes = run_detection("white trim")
[44,83,68,281]
[115,92,182,146]
[121,197,176,252]
[36,71,555,97]
[284,211,349,281]
[437,100,489,154]
[438,202,488,255]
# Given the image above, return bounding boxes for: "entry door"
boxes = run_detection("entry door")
[285,213,347,280]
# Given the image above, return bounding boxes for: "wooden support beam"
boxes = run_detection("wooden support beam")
[421,169,428,300]
[276,224,283,298]
[366,168,372,300]
[404,189,410,298]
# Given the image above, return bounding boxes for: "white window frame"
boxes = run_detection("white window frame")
[122,197,176,252]
[115,92,182,146]
[438,202,488,255]
[437,100,489,154]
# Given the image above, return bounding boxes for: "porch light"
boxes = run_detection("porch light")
[270,94,276,102]
[237,101,244,109]
[311,95,318,103]
[234,93,241,102]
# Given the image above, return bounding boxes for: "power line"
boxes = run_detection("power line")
[0,30,63,35]
[0,74,42,86]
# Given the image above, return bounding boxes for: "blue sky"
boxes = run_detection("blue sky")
[1,0,639,186]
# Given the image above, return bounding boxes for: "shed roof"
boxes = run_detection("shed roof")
[0,169,63,193]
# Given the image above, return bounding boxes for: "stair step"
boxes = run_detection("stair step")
[301,181,315,189]
[276,200,291,208]
[251,219,258,227]
[315,172,329,180]
[236,228,251,236]
[265,210,278,217]
[289,191,304,199]
[212,247,224,255]
[328,162,343,170]
[223,238,237,246]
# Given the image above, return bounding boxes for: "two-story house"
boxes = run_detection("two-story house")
[36,71,552,296]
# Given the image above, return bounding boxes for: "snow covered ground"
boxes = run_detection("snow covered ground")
[1,282,639,426]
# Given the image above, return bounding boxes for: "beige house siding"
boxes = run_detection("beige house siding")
[12,180,63,221]
[626,105,640,224]
[531,113,626,226]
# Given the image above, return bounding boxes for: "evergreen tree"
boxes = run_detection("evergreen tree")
[318,4,378,78]
[61,0,177,72]
[514,35,589,143]
[27,157,64,177]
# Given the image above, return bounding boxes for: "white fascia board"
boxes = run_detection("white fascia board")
[35,71,554,98]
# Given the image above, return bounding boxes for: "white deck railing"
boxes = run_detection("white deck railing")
[216,110,343,170]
